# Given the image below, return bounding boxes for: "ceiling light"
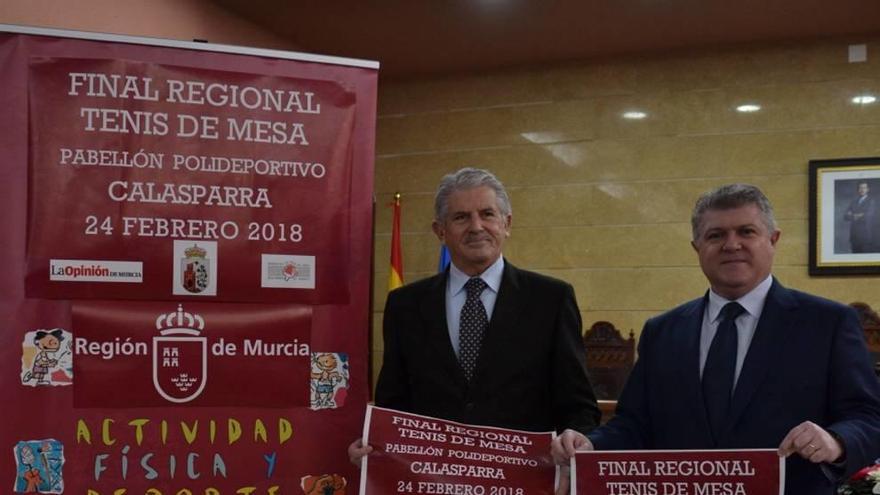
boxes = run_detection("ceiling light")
[622,111,647,120]
[736,104,761,113]
[852,95,877,105]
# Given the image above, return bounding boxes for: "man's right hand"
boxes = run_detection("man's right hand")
[348,438,373,467]
[555,466,571,495]
[551,429,594,465]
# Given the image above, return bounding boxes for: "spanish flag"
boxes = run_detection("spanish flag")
[388,193,404,291]
[438,245,451,272]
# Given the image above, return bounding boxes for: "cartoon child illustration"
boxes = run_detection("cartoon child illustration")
[14,440,63,494]
[311,353,345,408]
[23,330,65,385]
[17,444,44,493]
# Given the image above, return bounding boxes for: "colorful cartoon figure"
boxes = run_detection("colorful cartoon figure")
[310,353,346,409]
[301,473,346,495]
[17,445,43,493]
[21,329,73,387]
[23,330,64,385]
[14,440,63,494]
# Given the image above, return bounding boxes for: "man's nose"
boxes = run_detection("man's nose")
[465,214,484,230]
[721,234,742,251]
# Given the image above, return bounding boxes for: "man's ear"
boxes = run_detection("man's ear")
[770,229,781,246]
[691,240,699,253]
[504,214,512,237]
[432,220,445,242]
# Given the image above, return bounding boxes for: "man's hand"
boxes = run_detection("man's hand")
[777,421,844,464]
[348,438,373,467]
[551,429,593,465]
[555,466,571,495]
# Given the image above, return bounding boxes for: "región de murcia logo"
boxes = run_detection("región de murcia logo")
[152,304,207,403]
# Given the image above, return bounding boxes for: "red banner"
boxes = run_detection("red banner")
[573,450,784,495]
[1,28,376,495]
[361,406,558,495]
[72,301,311,407]
[26,57,356,304]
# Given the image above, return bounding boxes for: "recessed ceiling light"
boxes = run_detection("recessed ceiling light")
[622,111,647,120]
[852,95,877,105]
[736,104,761,113]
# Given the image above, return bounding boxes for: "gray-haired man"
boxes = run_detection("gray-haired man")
[351,167,600,464]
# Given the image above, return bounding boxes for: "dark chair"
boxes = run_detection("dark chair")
[850,302,880,377]
[583,321,635,402]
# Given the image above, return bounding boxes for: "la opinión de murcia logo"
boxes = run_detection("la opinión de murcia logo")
[152,304,207,403]
[49,259,143,283]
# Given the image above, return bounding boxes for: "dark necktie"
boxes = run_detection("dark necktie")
[702,301,745,442]
[459,277,489,381]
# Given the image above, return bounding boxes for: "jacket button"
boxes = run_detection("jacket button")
[465,402,475,411]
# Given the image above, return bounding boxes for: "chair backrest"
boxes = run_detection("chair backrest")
[583,321,635,400]
[850,302,880,377]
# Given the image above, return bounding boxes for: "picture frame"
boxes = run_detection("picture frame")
[809,157,880,275]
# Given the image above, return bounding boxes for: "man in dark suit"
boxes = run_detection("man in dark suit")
[844,181,876,253]
[350,167,600,463]
[552,184,880,495]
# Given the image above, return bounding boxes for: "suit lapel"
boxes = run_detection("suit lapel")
[723,279,797,439]
[470,262,524,382]
[678,295,715,438]
[418,270,468,385]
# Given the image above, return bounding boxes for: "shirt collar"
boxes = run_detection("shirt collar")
[707,274,773,323]
[449,255,504,296]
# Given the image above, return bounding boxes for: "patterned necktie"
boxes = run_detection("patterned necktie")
[459,277,489,381]
[702,301,745,442]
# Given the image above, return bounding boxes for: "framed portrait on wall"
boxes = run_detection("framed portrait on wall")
[809,157,880,275]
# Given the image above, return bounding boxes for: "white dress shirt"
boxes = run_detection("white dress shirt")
[699,274,773,387]
[445,256,504,357]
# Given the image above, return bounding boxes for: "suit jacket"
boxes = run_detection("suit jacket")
[375,261,600,435]
[589,279,880,495]
[845,195,876,252]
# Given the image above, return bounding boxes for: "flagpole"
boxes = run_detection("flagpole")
[388,193,404,291]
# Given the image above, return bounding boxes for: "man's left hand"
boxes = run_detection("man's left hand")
[551,429,593,465]
[777,421,844,464]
